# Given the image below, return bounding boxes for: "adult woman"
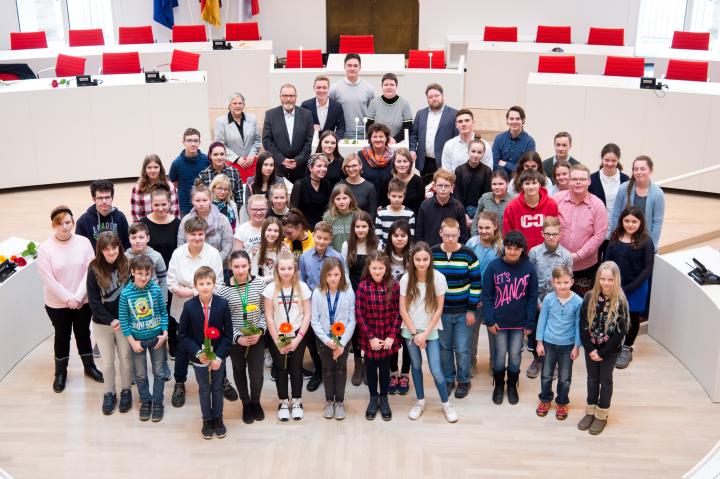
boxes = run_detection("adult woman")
[38,205,103,393]
[199,142,243,207]
[552,161,572,192]
[508,151,555,196]
[209,174,240,232]
[178,180,234,262]
[379,147,425,216]
[340,153,378,219]
[130,154,179,221]
[290,153,332,228]
[589,143,630,259]
[315,130,345,187]
[358,123,395,196]
[246,152,288,206]
[365,73,413,142]
[214,92,261,182]
[471,170,515,236]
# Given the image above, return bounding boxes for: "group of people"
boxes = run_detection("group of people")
[36,54,666,439]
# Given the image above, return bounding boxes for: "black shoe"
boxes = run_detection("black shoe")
[365,396,379,420]
[446,382,456,396]
[222,378,239,401]
[139,401,152,421]
[118,389,132,413]
[242,403,255,424]
[252,401,265,421]
[379,395,392,421]
[201,420,214,439]
[81,356,104,383]
[455,382,471,399]
[151,402,164,422]
[102,393,117,415]
[492,370,505,405]
[307,375,322,392]
[171,382,185,408]
[302,368,314,379]
[214,417,227,438]
[53,358,68,393]
[507,370,519,405]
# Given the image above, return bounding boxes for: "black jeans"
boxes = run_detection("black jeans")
[172,318,190,383]
[365,356,391,397]
[351,327,362,359]
[316,338,350,402]
[390,342,411,374]
[45,304,92,360]
[229,337,265,405]
[304,327,323,377]
[572,263,599,297]
[625,312,641,347]
[585,350,619,409]
[269,333,308,400]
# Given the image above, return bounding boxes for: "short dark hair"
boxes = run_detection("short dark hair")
[506,106,526,121]
[183,127,201,140]
[425,83,443,95]
[344,53,361,66]
[456,108,474,120]
[367,123,391,141]
[90,179,114,198]
[387,177,407,194]
[128,222,149,236]
[503,230,528,256]
[381,72,398,85]
[130,254,154,273]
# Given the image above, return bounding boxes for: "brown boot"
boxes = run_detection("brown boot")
[577,403,595,430]
[589,406,609,435]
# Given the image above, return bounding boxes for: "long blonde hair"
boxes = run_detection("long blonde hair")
[585,261,628,332]
[272,251,301,297]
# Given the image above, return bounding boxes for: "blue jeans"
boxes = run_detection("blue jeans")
[438,312,471,384]
[132,337,165,404]
[193,362,225,421]
[493,329,524,374]
[405,337,448,402]
[538,342,574,405]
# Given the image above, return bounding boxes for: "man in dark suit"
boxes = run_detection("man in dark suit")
[409,83,459,185]
[262,83,315,183]
[300,74,346,139]
[542,131,580,178]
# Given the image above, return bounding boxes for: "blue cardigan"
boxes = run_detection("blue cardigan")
[178,294,233,363]
[609,181,665,251]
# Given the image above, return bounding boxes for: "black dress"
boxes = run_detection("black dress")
[139,216,181,267]
[290,177,332,227]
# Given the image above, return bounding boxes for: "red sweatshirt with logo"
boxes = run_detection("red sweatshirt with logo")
[502,188,559,249]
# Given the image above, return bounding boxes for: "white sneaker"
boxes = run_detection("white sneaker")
[291,398,304,420]
[408,400,425,420]
[323,401,335,419]
[277,400,290,421]
[443,403,458,423]
[264,350,273,368]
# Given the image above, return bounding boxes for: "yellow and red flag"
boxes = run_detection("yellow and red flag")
[201,0,221,27]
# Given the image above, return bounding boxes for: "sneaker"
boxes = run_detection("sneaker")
[277,400,290,421]
[291,398,304,420]
[201,420,214,439]
[408,400,425,420]
[398,375,410,395]
[151,403,164,422]
[118,389,132,413]
[455,382,471,399]
[252,401,265,421]
[222,378,239,401]
[307,375,322,392]
[302,368,314,379]
[264,350,273,368]
[139,401,152,422]
[443,403,458,423]
[615,346,632,369]
[214,417,227,438]
[323,401,335,419]
[388,375,399,395]
[556,404,569,421]
[242,403,255,424]
[171,382,185,408]
[102,392,117,415]
[536,401,551,417]
[526,357,541,379]
[334,402,346,420]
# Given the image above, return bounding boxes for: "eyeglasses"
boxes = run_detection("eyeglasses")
[543,232,560,238]
[280,94,297,99]
[442,233,459,238]
[250,208,267,213]
[214,187,229,192]
[95,196,113,202]
[570,178,588,183]
[435,183,452,190]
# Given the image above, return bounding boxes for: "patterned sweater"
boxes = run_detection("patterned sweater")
[118,281,168,340]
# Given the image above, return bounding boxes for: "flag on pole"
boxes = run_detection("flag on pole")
[250,0,259,16]
[240,0,259,20]
[201,0,222,27]
[153,0,179,30]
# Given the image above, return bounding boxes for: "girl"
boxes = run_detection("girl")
[282,209,314,259]
[201,142,243,204]
[379,148,425,216]
[578,261,629,435]
[218,250,268,424]
[552,161,572,192]
[340,153,379,219]
[250,217,290,279]
[323,183,359,252]
[454,139,493,221]
[508,151,556,196]
[234,194,269,253]
[342,211,380,292]
[400,243,458,423]
[315,130,345,187]
[290,153,332,228]
[209,174,240,232]
[589,144,630,260]
[247,151,283,199]
[267,183,290,221]
[262,252,312,421]
[130,154,179,221]
[310,258,356,420]
[605,207,654,369]
[178,180,234,262]
[355,251,401,421]
[87,231,132,415]
[471,169,515,236]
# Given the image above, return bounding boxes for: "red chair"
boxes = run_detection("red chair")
[118,25,154,45]
[102,52,141,75]
[483,26,518,42]
[407,50,446,69]
[339,35,375,54]
[10,31,48,50]
[665,59,709,81]
[536,25,572,44]
[226,22,261,41]
[538,55,576,74]
[172,25,207,43]
[603,56,644,77]
[587,27,625,46]
[671,31,710,50]
[55,54,86,77]
[68,28,104,47]
[285,50,323,68]
[170,49,201,71]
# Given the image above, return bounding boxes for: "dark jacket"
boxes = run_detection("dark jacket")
[87,268,128,325]
[542,156,579,179]
[75,205,130,250]
[262,105,314,183]
[454,162,492,210]
[300,98,346,138]
[588,170,630,207]
[178,295,233,363]
[579,293,628,357]
[415,195,469,246]
[409,106,458,174]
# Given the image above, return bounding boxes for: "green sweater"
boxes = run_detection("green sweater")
[118,281,168,340]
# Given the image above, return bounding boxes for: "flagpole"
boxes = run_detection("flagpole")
[186,0,194,23]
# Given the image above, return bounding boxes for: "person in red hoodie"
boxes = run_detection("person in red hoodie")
[502,170,559,249]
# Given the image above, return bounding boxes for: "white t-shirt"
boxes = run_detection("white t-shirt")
[262,281,312,333]
[399,271,447,339]
[234,221,262,252]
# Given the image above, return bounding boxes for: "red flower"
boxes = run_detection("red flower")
[51,80,59,88]
[14,257,27,267]
[278,322,293,334]
[206,327,220,339]
[331,322,345,337]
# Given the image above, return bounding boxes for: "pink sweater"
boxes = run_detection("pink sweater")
[37,234,95,308]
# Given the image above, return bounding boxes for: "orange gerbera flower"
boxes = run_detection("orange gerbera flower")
[331,322,345,337]
[278,322,293,334]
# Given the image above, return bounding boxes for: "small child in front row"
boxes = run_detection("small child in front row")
[535,266,582,421]
[355,250,401,421]
[310,257,356,420]
[118,255,168,422]
[178,266,233,439]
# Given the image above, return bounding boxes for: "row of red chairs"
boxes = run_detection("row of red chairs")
[44,49,200,77]
[284,49,446,69]
[538,55,709,82]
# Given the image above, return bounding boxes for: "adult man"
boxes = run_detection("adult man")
[553,165,608,294]
[300,74,346,138]
[75,179,130,250]
[441,109,493,173]
[492,106,536,175]
[409,83,458,183]
[262,84,314,183]
[328,53,375,139]
[542,131,580,178]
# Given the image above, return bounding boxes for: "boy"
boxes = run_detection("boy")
[416,169,468,246]
[126,223,168,301]
[169,127,210,216]
[234,194,268,252]
[118,255,168,422]
[527,216,573,379]
[76,179,130,250]
[375,178,416,248]
[431,218,482,399]
[503,169,559,249]
[178,266,233,439]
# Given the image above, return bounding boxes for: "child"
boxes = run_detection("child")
[177,266,233,438]
[605,207,654,369]
[471,169,515,237]
[526,216,573,379]
[342,211,379,292]
[217,250,268,424]
[503,169,559,249]
[118,254,169,422]
[234,194,269,252]
[75,179,131,251]
[416,169,468,246]
[578,261,629,435]
[126,222,168,301]
[87,231,131,415]
[323,183,359,252]
[483,231,538,406]
[375,178,416,249]
[263,252,312,421]
[267,183,290,221]
[178,181,234,262]
[209,174,240,232]
[355,250,401,421]
[250,217,290,279]
[282,209,315,259]
[535,266,582,420]
[168,127,210,217]
[310,257,356,420]
[400,242,458,423]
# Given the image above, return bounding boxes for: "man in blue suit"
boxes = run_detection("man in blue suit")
[409,83,459,184]
[300,74,346,139]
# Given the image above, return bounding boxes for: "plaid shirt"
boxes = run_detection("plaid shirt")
[355,278,401,359]
[198,165,244,211]
[130,182,180,222]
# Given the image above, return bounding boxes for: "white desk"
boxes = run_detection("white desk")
[312,133,410,158]
[524,72,720,194]
[446,33,535,68]
[325,53,405,73]
[0,71,209,189]
[637,44,720,82]
[649,246,720,403]
[465,41,634,108]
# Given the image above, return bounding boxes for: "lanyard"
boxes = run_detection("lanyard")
[279,286,294,322]
[233,276,250,321]
[326,290,340,325]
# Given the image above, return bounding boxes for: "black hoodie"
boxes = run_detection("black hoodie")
[75,205,130,250]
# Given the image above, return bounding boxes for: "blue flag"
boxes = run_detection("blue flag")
[153,0,179,30]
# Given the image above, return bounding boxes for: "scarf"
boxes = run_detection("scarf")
[360,145,393,169]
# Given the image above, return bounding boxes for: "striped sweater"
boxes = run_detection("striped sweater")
[216,276,268,343]
[118,280,168,340]
[374,206,416,249]
[430,244,482,313]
